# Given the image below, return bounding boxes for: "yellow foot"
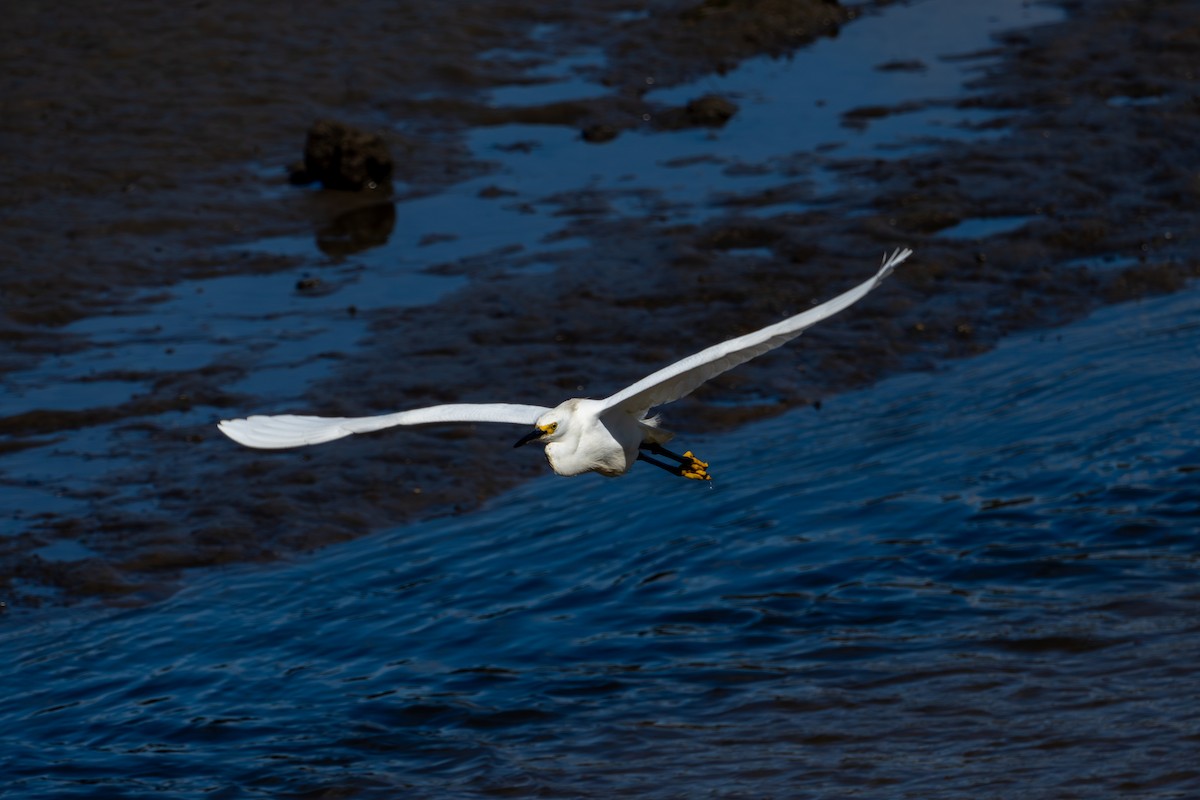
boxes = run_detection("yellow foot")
[680,451,711,481]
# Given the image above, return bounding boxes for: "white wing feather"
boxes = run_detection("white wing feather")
[217,403,549,450]
[599,248,911,418]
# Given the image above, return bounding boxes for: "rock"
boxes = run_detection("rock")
[581,123,620,143]
[653,93,740,130]
[290,119,393,191]
[685,94,739,126]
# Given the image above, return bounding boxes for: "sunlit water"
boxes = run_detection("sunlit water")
[4,283,1198,798]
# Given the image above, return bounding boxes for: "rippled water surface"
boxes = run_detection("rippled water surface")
[5,284,1198,798]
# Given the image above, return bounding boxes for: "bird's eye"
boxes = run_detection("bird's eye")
[541,422,557,435]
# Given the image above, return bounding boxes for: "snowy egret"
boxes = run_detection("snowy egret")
[218,248,911,480]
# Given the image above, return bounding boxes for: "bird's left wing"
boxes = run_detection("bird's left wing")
[218,403,550,449]
[598,248,911,418]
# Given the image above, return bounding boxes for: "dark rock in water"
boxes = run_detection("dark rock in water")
[685,94,739,126]
[653,93,740,130]
[581,123,620,143]
[290,119,393,191]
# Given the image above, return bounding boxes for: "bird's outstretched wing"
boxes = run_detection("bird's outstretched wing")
[218,403,550,449]
[598,248,911,418]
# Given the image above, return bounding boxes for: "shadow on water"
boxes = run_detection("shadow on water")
[4,283,1197,797]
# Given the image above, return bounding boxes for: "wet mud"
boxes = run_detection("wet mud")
[2,0,1198,605]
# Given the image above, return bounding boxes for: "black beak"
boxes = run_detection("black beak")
[513,429,543,449]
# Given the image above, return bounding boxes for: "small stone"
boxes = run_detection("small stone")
[581,123,620,143]
[685,94,738,127]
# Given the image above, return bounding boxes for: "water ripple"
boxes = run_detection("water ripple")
[4,296,1199,796]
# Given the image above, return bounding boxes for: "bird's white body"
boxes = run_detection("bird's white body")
[218,248,912,480]
[537,398,671,477]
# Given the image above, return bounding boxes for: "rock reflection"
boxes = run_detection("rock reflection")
[316,202,398,257]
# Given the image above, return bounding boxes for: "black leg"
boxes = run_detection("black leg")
[638,452,684,476]
[640,442,686,463]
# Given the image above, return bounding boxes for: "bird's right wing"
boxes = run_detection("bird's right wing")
[598,248,911,418]
[217,403,550,449]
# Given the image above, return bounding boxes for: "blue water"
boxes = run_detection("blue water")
[4,284,1198,798]
[465,0,1064,232]
[0,0,1066,540]
[935,215,1036,240]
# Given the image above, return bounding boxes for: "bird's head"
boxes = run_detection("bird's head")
[513,403,573,449]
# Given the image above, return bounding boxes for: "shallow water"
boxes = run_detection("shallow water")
[5,282,1198,798]
[0,0,1063,542]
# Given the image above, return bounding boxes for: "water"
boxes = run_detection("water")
[0,0,1066,541]
[463,0,1064,232]
[5,1,1199,794]
[935,215,1036,240]
[4,283,1197,798]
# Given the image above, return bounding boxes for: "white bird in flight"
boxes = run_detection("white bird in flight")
[219,248,911,480]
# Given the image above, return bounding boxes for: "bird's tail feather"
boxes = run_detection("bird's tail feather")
[638,414,675,443]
